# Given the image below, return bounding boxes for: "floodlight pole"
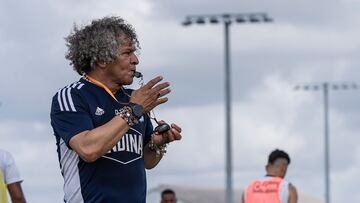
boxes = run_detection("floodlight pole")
[224,19,233,203]
[182,13,273,203]
[295,82,358,203]
[323,83,330,203]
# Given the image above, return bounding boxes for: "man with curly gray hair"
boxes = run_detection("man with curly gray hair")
[50,16,182,203]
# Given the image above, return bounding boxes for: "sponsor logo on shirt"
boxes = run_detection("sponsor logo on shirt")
[253,180,280,193]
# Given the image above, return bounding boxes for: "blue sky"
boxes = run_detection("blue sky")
[1,0,360,202]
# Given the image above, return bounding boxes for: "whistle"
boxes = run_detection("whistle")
[134,71,143,78]
[154,123,171,134]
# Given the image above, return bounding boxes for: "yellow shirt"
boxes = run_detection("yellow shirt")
[0,149,22,203]
[0,170,9,203]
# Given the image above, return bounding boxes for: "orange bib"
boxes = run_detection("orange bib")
[245,177,283,203]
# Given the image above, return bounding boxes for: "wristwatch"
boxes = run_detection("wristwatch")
[128,102,144,119]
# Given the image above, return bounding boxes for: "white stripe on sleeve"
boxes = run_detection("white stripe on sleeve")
[57,90,64,111]
[67,88,76,112]
[61,88,70,111]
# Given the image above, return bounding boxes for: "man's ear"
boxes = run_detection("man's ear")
[96,61,107,69]
[265,164,270,171]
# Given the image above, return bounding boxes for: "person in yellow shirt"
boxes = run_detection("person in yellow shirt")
[0,149,26,203]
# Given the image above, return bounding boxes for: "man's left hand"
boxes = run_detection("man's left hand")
[152,123,182,145]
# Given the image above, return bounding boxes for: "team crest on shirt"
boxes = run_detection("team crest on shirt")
[95,107,105,116]
[102,127,143,164]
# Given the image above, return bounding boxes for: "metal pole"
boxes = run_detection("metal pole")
[323,83,330,203]
[182,14,273,203]
[224,20,233,203]
[295,81,357,203]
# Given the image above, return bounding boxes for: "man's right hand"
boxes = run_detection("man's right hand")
[130,76,171,112]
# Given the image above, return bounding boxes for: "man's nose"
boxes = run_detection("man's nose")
[131,53,139,65]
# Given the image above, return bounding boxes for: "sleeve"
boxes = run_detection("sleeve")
[3,151,22,185]
[50,87,94,148]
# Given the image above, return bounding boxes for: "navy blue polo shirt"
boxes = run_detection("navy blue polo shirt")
[50,78,153,203]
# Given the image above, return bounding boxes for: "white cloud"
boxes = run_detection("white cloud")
[231,24,360,57]
[50,0,153,24]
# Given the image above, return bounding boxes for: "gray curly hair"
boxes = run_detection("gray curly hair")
[65,16,140,75]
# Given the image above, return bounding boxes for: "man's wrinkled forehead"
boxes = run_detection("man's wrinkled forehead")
[118,34,136,47]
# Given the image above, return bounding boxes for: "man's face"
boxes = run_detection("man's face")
[105,34,139,86]
[161,193,177,203]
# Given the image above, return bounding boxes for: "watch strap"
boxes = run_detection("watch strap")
[128,102,144,119]
[118,106,139,127]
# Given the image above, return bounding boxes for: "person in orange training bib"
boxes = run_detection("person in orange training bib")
[243,149,298,203]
